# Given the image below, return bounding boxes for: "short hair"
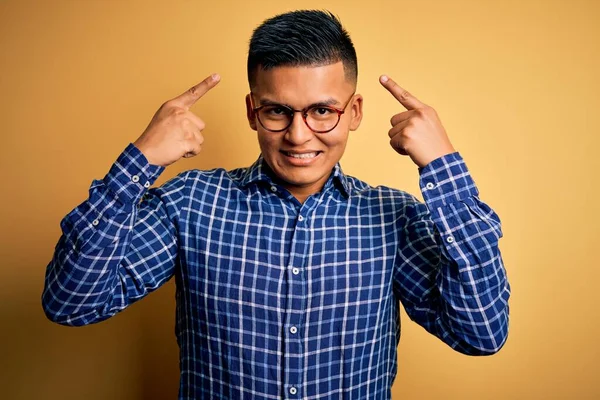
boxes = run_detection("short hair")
[247,10,358,89]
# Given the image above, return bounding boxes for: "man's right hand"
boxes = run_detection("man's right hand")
[133,73,221,167]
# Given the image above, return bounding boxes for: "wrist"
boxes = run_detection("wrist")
[132,141,160,166]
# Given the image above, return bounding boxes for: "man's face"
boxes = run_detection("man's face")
[246,61,363,200]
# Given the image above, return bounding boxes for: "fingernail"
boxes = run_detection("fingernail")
[212,73,220,81]
[381,75,389,82]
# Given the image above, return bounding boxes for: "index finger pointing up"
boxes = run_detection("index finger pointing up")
[173,73,221,109]
[379,75,424,110]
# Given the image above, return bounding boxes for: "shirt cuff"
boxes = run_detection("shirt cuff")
[418,152,479,208]
[101,143,165,207]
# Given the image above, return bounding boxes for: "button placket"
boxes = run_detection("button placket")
[283,208,309,399]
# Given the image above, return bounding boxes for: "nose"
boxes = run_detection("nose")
[284,112,314,145]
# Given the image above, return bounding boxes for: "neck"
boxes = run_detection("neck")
[285,183,322,204]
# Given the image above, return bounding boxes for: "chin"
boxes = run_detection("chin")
[278,170,319,186]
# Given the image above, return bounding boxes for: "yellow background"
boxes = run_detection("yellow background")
[1,0,598,398]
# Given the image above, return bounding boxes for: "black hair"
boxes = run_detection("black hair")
[247,10,358,89]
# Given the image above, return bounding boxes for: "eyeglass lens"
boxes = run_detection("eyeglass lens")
[257,105,340,132]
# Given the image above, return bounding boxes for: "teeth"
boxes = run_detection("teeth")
[287,152,318,159]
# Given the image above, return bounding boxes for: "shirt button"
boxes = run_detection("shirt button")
[292,267,299,275]
[426,182,435,190]
[290,326,297,334]
[446,236,455,243]
[270,186,277,192]
[298,215,304,222]
[131,175,140,183]
[92,219,99,226]
[289,387,297,395]
[144,181,150,188]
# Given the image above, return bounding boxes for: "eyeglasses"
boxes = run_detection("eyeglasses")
[250,92,355,133]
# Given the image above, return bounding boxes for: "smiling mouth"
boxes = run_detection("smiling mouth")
[281,151,322,159]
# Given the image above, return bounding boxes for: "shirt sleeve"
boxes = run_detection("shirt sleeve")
[42,143,187,326]
[393,152,511,355]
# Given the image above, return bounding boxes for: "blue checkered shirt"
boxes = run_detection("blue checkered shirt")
[43,143,510,399]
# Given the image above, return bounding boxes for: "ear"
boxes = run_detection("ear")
[245,94,257,131]
[349,94,363,131]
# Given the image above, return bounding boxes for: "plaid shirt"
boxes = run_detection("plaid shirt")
[43,143,510,399]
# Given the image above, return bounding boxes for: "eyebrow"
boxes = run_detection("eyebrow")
[257,97,341,108]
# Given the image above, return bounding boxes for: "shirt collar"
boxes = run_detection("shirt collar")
[240,154,351,197]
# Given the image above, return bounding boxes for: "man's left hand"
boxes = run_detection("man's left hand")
[380,75,455,168]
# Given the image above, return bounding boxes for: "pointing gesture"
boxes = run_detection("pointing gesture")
[171,74,221,110]
[134,74,221,167]
[379,75,455,168]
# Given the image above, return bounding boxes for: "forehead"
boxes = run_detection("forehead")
[252,62,354,105]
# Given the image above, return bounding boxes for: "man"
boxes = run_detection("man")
[43,10,510,399]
